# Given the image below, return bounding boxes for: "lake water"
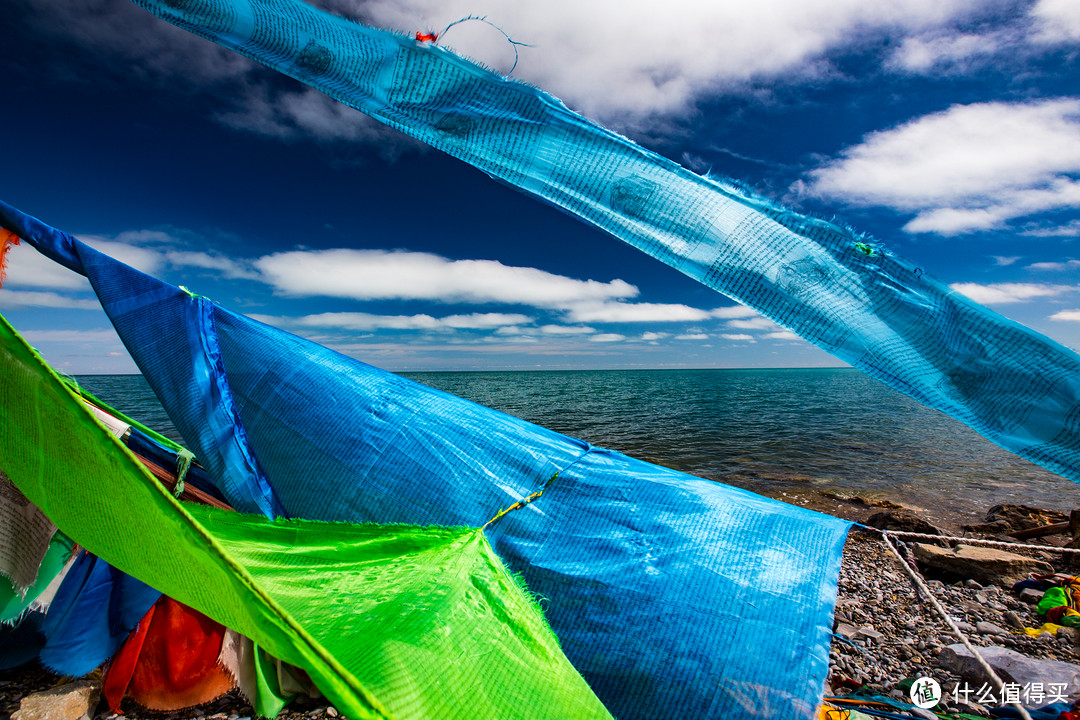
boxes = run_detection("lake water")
[74,368,1080,522]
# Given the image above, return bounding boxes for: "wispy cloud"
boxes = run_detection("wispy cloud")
[1027,259,1080,272]
[725,317,784,331]
[267,311,531,331]
[676,333,709,341]
[992,255,1021,267]
[1022,221,1080,238]
[0,290,100,310]
[1050,309,1080,322]
[950,281,1075,304]
[887,30,1012,75]
[164,250,259,280]
[711,305,759,319]
[4,247,89,290]
[255,249,637,306]
[803,99,1080,235]
[215,85,415,154]
[562,301,712,324]
[720,333,754,341]
[538,324,596,335]
[763,331,801,341]
[1030,0,1080,44]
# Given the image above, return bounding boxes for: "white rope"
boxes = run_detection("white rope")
[880,534,1033,720]
[873,527,1080,555]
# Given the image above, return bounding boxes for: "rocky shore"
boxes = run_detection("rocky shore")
[5,499,1080,720]
[831,529,1080,715]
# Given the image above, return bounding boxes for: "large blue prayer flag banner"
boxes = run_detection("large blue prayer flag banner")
[120,0,1080,488]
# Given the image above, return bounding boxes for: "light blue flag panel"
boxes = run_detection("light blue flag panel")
[1,201,851,719]
[129,0,1080,486]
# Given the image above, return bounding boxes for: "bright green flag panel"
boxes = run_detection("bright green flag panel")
[0,313,611,720]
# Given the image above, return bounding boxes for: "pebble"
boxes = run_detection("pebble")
[976,621,1009,636]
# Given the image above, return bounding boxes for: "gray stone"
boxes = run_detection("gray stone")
[938,644,1080,699]
[11,679,100,720]
[1020,588,1046,604]
[976,621,1009,636]
[835,622,859,639]
[868,509,943,535]
[855,626,885,642]
[911,709,939,720]
[912,543,1054,587]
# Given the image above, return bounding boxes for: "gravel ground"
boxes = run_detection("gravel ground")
[828,529,1080,716]
[5,497,1079,720]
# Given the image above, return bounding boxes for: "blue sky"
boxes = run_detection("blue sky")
[1,0,1079,373]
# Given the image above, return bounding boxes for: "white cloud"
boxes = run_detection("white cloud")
[3,247,89,290]
[805,99,1080,235]
[640,331,669,341]
[539,325,596,335]
[1027,260,1080,271]
[589,333,626,343]
[255,249,637,306]
[711,305,759,319]
[888,31,1007,74]
[360,0,981,121]
[1022,221,1080,238]
[271,311,530,331]
[676,333,709,340]
[950,281,1075,304]
[726,317,784,331]
[23,0,1002,130]
[720,333,754,341]
[992,255,1021,266]
[165,251,260,280]
[80,238,167,275]
[1050,309,1080,322]
[1030,0,1080,44]
[763,331,801,340]
[562,301,712,324]
[0,290,100,310]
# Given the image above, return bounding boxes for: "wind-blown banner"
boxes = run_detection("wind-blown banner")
[0,311,615,720]
[0,201,850,719]
[129,0,1080,484]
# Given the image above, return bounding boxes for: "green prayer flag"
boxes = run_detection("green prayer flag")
[0,312,610,720]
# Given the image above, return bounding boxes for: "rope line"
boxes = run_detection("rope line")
[879,534,1033,720]
[859,525,1080,556]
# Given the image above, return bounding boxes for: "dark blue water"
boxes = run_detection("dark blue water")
[75,368,1080,519]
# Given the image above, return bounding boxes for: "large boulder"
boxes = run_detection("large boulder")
[938,644,1080,703]
[11,679,101,720]
[912,543,1053,586]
